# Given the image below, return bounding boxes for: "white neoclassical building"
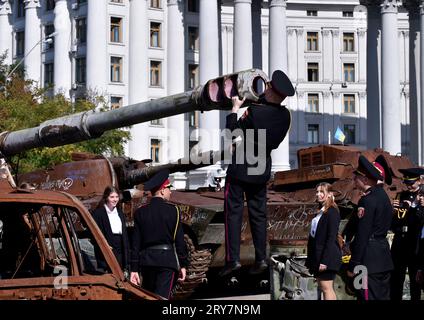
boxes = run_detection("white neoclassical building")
[0,0,423,189]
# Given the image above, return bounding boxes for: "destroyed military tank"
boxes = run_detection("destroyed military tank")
[167,144,415,299]
[0,69,272,299]
[2,69,271,299]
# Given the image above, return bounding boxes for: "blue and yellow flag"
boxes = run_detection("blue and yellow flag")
[334,126,346,143]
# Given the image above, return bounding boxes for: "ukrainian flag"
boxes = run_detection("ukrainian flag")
[334,126,346,143]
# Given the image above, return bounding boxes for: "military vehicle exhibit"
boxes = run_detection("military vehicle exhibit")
[0,67,417,300]
[0,69,268,300]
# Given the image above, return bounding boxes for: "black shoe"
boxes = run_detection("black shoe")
[249,260,269,275]
[218,261,241,277]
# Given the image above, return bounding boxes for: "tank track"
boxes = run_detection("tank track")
[173,234,212,299]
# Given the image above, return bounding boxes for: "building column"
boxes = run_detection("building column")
[297,28,305,82]
[252,0,262,69]
[167,0,185,163]
[233,0,252,71]
[287,28,297,80]
[194,0,221,187]
[24,0,41,83]
[420,0,424,164]
[53,0,71,97]
[381,0,401,155]
[269,0,289,171]
[322,29,333,82]
[86,0,108,95]
[359,91,368,145]
[358,29,367,83]
[322,91,333,143]
[332,29,341,82]
[366,4,382,149]
[0,0,12,65]
[406,2,420,164]
[128,0,149,161]
[297,91,306,144]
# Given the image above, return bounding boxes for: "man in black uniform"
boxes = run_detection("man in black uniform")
[390,167,424,300]
[130,169,188,299]
[414,185,424,293]
[347,155,394,300]
[219,70,294,277]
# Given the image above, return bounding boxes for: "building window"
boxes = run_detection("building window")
[110,57,122,82]
[308,94,319,113]
[188,0,199,12]
[16,31,25,56]
[343,63,355,82]
[150,0,161,8]
[76,18,87,44]
[46,0,55,11]
[150,139,161,163]
[150,60,161,86]
[343,11,353,17]
[343,94,355,113]
[150,22,161,47]
[44,63,54,87]
[343,33,355,52]
[307,32,319,51]
[110,17,122,43]
[188,64,199,89]
[307,63,319,82]
[344,124,356,144]
[110,0,123,3]
[17,0,25,18]
[75,57,86,84]
[110,96,122,109]
[44,24,55,49]
[307,10,317,17]
[307,124,319,144]
[188,26,199,51]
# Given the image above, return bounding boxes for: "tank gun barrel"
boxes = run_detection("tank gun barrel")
[0,69,268,158]
[123,150,225,188]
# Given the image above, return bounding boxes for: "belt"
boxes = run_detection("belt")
[144,244,173,250]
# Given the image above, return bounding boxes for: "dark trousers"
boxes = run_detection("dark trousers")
[390,248,421,300]
[110,234,124,269]
[141,266,176,299]
[224,177,267,264]
[357,272,391,300]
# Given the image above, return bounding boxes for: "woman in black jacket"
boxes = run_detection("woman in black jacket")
[92,186,130,272]
[306,182,342,300]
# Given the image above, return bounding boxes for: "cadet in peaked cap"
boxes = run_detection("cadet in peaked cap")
[374,155,392,185]
[348,154,394,300]
[398,167,424,185]
[390,166,424,300]
[130,169,188,299]
[353,155,383,182]
[221,70,294,278]
[143,169,173,193]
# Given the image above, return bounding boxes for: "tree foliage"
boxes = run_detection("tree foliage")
[0,53,130,174]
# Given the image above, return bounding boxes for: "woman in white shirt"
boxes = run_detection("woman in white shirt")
[306,182,342,300]
[92,186,129,272]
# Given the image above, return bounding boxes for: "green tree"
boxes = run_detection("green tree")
[0,53,130,174]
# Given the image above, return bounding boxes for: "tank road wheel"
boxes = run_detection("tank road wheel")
[173,234,212,300]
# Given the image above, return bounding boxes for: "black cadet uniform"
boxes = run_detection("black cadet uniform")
[348,155,394,300]
[390,167,424,300]
[131,170,188,299]
[342,155,393,248]
[222,70,293,276]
